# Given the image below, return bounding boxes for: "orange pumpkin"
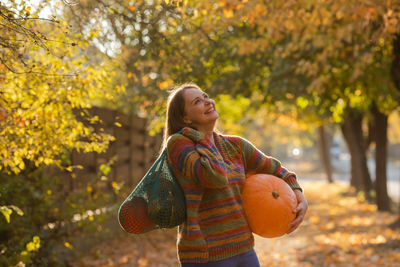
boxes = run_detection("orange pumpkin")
[241,174,297,238]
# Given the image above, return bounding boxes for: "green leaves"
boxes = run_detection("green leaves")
[25,236,40,252]
[0,206,12,223]
[0,205,24,223]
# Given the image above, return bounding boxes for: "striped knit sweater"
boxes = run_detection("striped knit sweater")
[166,127,302,263]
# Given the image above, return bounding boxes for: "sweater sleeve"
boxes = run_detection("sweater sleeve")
[166,129,229,189]
[239,137,303,192]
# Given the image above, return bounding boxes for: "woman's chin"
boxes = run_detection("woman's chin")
[209,113,219,121]
[201,116,219,126]
[208,110,219,119]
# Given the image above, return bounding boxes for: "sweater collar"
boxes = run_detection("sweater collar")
[179,127,234,160]
[213,131,230,159]
[179,127,207,143]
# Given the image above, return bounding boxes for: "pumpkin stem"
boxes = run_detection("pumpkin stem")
[272,191,279,199]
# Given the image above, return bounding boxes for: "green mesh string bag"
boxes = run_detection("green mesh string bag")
[118,148,186,234]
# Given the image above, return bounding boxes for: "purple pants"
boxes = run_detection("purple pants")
[180,249,260,267]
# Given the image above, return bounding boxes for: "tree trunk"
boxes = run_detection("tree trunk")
[341,117,362,189]
[371,104,391,211]
[366,119,375,153]
[391,33,400,90]
[318,125,333,183]
[340,109,373,199]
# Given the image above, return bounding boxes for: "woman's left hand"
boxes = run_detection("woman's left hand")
[286,189,308,234]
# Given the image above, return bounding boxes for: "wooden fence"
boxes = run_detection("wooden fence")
[45,106,163,195]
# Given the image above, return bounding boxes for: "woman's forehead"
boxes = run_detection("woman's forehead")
[183,88,204,100]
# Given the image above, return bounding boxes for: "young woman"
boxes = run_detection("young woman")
[164,83,308,266]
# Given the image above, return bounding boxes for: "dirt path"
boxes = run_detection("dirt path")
[74,182,400,267]
[254,182,400,267]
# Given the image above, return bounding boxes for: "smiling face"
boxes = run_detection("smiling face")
[182,87,219,130]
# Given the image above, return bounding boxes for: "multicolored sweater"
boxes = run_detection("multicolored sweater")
[166,127,302,263]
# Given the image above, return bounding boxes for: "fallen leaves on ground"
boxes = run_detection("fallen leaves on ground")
[254,182,400,267]
[74,182,399,266]
[73,228,179,267]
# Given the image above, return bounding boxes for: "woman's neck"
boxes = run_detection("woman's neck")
[196,124,215,144]
[203,130,214,144]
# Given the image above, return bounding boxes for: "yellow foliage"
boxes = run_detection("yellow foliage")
[64,242,73,249]
[0,4,117,174]
[87,186,93,193]
[214,94,251,135]
[142,75,149,86]
[158,79,173,90]
[26,236,40,252]
[388,110,400,144]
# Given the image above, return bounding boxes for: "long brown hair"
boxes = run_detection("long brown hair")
[160,82,202,150]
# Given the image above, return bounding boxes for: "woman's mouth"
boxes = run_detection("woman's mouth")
[205,108,215,114]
